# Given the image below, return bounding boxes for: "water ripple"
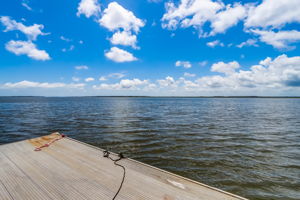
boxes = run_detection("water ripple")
[0,97,299,200]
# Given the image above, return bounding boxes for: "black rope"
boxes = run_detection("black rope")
[103,150,126,200]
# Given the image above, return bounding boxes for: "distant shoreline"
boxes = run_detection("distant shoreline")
[1,96,300,98]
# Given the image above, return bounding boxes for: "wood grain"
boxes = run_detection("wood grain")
[0,133,248,200]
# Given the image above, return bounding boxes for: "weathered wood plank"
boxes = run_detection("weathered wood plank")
[0,179,14,200]
[1,142,91,200]
[0,152,51,200]
[0,133,247,200]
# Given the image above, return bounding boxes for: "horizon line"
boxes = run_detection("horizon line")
[1,96,300,98]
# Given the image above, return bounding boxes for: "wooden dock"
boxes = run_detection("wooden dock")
[0,133,247,200]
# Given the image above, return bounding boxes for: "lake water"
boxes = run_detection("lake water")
[0,97,299,200]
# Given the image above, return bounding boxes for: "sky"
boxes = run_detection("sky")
[0,0,300,96]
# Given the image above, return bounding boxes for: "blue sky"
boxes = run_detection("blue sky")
[0,0,300,96]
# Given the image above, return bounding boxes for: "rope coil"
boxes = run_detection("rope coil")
[34,134,66,151]
[34,134,126,200]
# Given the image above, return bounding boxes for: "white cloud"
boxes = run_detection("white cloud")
[245,0,300,29]
[69,45,75,51]
[99,2,145,33]
[93,78,148,90]
[175,61,192,69]
[199,61,208,67]
[210,3,247,35]
[99,76,107,81]
[4,55,299,95]
[211,61,240,75]
[2,80,85,89]
[148,0,162,3]
[99,72,126,81]
[77,0,101,18]
[61,45,75,52]
[22,1,32,11]
[184,72,196,77]
[198,54,300,89]
[152,55,300,94]
[85,77,95,82]
[237,39,258,48]
[109,31,137,48]
[108,72,126,79]
[0,16,47,40]
[161,1,250,37]
[157,76,199,90]
[160,0,300,50]
[75,65,89,70]
[60,36,71,42]
[105,47,137,62]
[72,77,80,82]
[162,0,224,34]
[251,29,300,50]
[206,40,224,48]
[5,40,50,61]
[62,45,75,52]
[157,76,177,87]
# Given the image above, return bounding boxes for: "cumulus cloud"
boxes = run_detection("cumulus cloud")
[105,47,137,62]
[99,76,107,81]
[206,40,224,48]
[244,0,300,49]
[5,40,50,60]
[175,61,192,69]
[0,16,47,40]
[199,61,208,67]
[77,0,101,18]
[72,77,80,82]
[211,61,240,75]
[99,72,126,81]
[62,45,75,52]
[184,72,196,77]
[161,0,300,50]
[197,54,300,89]
[109,31,137,48]
[60,36,71,42]
[157,76,177,87]
[237,39,258,48]
[153,55,300,94]
[1,80,85,89]
[22,1,32,11]
[162,0,251,37]
[210,3,247,35]
[99,2,145,33]
[108,72,126,79]
[5,55,299,95]
[12,55,295,95]
[245,0,300,29]
[93,78,148,90]
[148,0,162,3]
[85,77,95,82]
[251,29,300,50]
[98,2,144,59]
[162,0,223,32]
[75,65,89,70]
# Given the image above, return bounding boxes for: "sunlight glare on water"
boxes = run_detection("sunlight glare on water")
[0,97,299,200]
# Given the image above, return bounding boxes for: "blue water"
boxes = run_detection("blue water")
[0,97,299,200]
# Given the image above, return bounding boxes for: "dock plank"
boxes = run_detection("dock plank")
[0,133,247,200]
[0,179,13,200]
[0,151,51,200]
[1,142,91,200]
